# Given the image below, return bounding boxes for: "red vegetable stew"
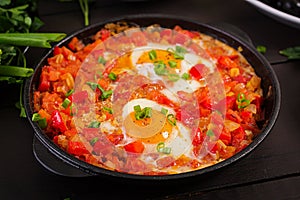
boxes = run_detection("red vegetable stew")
[32,22,264,175]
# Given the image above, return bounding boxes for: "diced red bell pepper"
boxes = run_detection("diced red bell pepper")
[67,141,89,156]
[51,110,67,132]
[192,128,203,146]
[124,141,145,154]
[189,64,207,80]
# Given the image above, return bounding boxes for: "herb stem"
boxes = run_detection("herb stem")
[0,65,33,77]
[0,33,66,48]
[79,0,89,26]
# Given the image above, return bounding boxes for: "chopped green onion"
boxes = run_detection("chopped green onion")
[103,106,113,114]
[108,72,117,81]
[156,142,165,151]
[181,72,190,80]
[237,93,250,109]
[134,105,142,112]
[88,121,101,128]
[156,142,171,154]
[206,129,215,137]
[86,81,98,90]
[148,50,157,60]
[62,98,71,109]
[100,89,113,100]
[134,106,152,120]
[98,56,106,64]
[161,107,168,115]
[65,89,74,97]
[32,113,47,129]
[167,114,176,126]
[167,73,180,82]
[90,137,99,146]
[174,46,187,60]
[168,60,177,68]
[154,61,168,75]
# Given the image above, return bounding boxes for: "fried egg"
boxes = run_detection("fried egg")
[121,98,192,158]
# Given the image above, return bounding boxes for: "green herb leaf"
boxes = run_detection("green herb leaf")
[88,121,101,128]
[256,45,267,54]
[279,46,300,60]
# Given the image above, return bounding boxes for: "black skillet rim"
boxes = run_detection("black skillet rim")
[24,13,281,181]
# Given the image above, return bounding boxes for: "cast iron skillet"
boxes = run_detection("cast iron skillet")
[24,14,281,181]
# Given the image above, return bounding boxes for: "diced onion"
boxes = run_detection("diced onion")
[224,119,240,131]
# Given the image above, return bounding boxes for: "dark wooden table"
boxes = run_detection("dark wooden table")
[1,0,300,199]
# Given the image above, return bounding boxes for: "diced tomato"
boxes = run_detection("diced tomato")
[68,37,79,51]
[233,75,247,83]
[38,71,50,92]
[252,96,263,114]
[226,96,236,109]
[64,128,77,138]
[67,141,89,156]
[217,56,238,69]
[124,156,148,172]
[192,128,203,146]
[207,141,218,153]
[160,29,172,42]
[124,141,145,153]
[81,128,99,140]
[93,139,113,156]
[70,90,88,103]
[240,111,252,123]
[99,29,110,41]
[156,156,175,169]
[107,133,124,145]
[48,70,60,81]
[231,126,246,147]
[219,129,232,145]
[131,31,147,46]
[173,32,188,45]
[53,46,62,55]
[189,64,207,80]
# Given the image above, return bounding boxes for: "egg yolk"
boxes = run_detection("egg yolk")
[123,109,173,144]
[137,49,181,69]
